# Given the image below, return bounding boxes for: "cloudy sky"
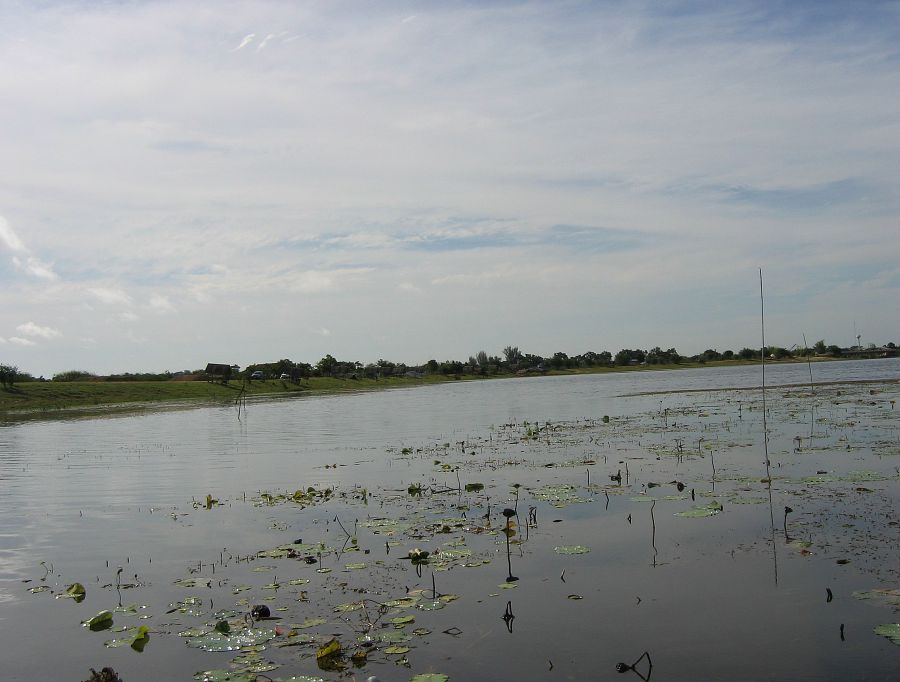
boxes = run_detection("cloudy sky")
[1,0,898,376]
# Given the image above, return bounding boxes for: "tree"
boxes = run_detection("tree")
[503,346,522,366]
[549,352,569,369]
[814,339,827,354]
[316,354,338,376]
[0,364,19,388]
[475,350,489,367]
[615,349,645,366]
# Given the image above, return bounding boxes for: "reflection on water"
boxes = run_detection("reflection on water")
[0,359,897,681]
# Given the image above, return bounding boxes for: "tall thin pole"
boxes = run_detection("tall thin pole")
[760,269,778,585]
[760,269,769,470]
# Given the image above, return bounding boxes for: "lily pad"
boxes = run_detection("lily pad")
[675,501,723,518]
[384,645,411,654]
[293,617,328,629]
[873,623,900,645]
[852,588,900,606]
[411,674,449,682]
[555,545,591,555]
[82,610,113,630]
[185,627,276,652]
[193,672,255,682]
[59,582,86,601]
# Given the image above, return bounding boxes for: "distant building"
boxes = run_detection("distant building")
[205,363,234,383]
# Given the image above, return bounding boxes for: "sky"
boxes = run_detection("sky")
[1,0,898,376]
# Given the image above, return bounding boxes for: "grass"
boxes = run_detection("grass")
[0,357,832,419]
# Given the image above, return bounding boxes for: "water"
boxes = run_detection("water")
[0,359,898,681]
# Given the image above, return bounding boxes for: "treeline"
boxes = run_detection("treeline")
[2,338,896,387]
[241,339,897,381]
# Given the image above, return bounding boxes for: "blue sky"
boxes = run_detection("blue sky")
[0,0,898,375]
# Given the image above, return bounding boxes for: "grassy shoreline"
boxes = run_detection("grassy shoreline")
[0,357,862,421]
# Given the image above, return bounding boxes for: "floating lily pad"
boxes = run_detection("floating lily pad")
[193,671,256,682]
[185,627,276,652]
[852,588,900,606]
[384,645,411,654]
[82,610,113,630]
[59,582,86,601]
[675,502,723,518]
[411,674,449,682]
[174,578,205,588]
[873,623,900,645]
[334,601,364,612]
[555,545,591,554]
[293,616,328,629]
[104,625,149,649]
[391,615,416,625]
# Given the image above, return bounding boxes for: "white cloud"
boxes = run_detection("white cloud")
[12,255,57,279]
[148,295,175,313]
[233,33,255,51]
[316,327,331,337]
[119,311,140,322]
[2,217,57,279]
[87,287,133,306]
[16,322,62,339]
[0,2,897,374]
[0,216,26,252]
[9,337,36,347]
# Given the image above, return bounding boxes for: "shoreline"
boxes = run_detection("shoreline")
[0,356,889,423]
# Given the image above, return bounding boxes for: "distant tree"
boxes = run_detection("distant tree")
[52,370,98,382]
[721,350,734,360]
[316,354,338,376]
[503,346,522,366]
[440,360,465,375]
[549,352,569,369]
[701,349,721,362]
[0,364,18,388]
[475,350,489,367]
[425,359,440,373]
[615,349,646,365]
[814,339,827,354]
[521,353,545,368]
[826,345,842,356]
[738,348,758,360]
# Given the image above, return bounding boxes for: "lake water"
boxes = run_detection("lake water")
[1,359,898,681]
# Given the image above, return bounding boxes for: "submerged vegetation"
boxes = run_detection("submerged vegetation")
[20,376,900,680]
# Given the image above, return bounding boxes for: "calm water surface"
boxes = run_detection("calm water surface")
[1,359,897,681]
